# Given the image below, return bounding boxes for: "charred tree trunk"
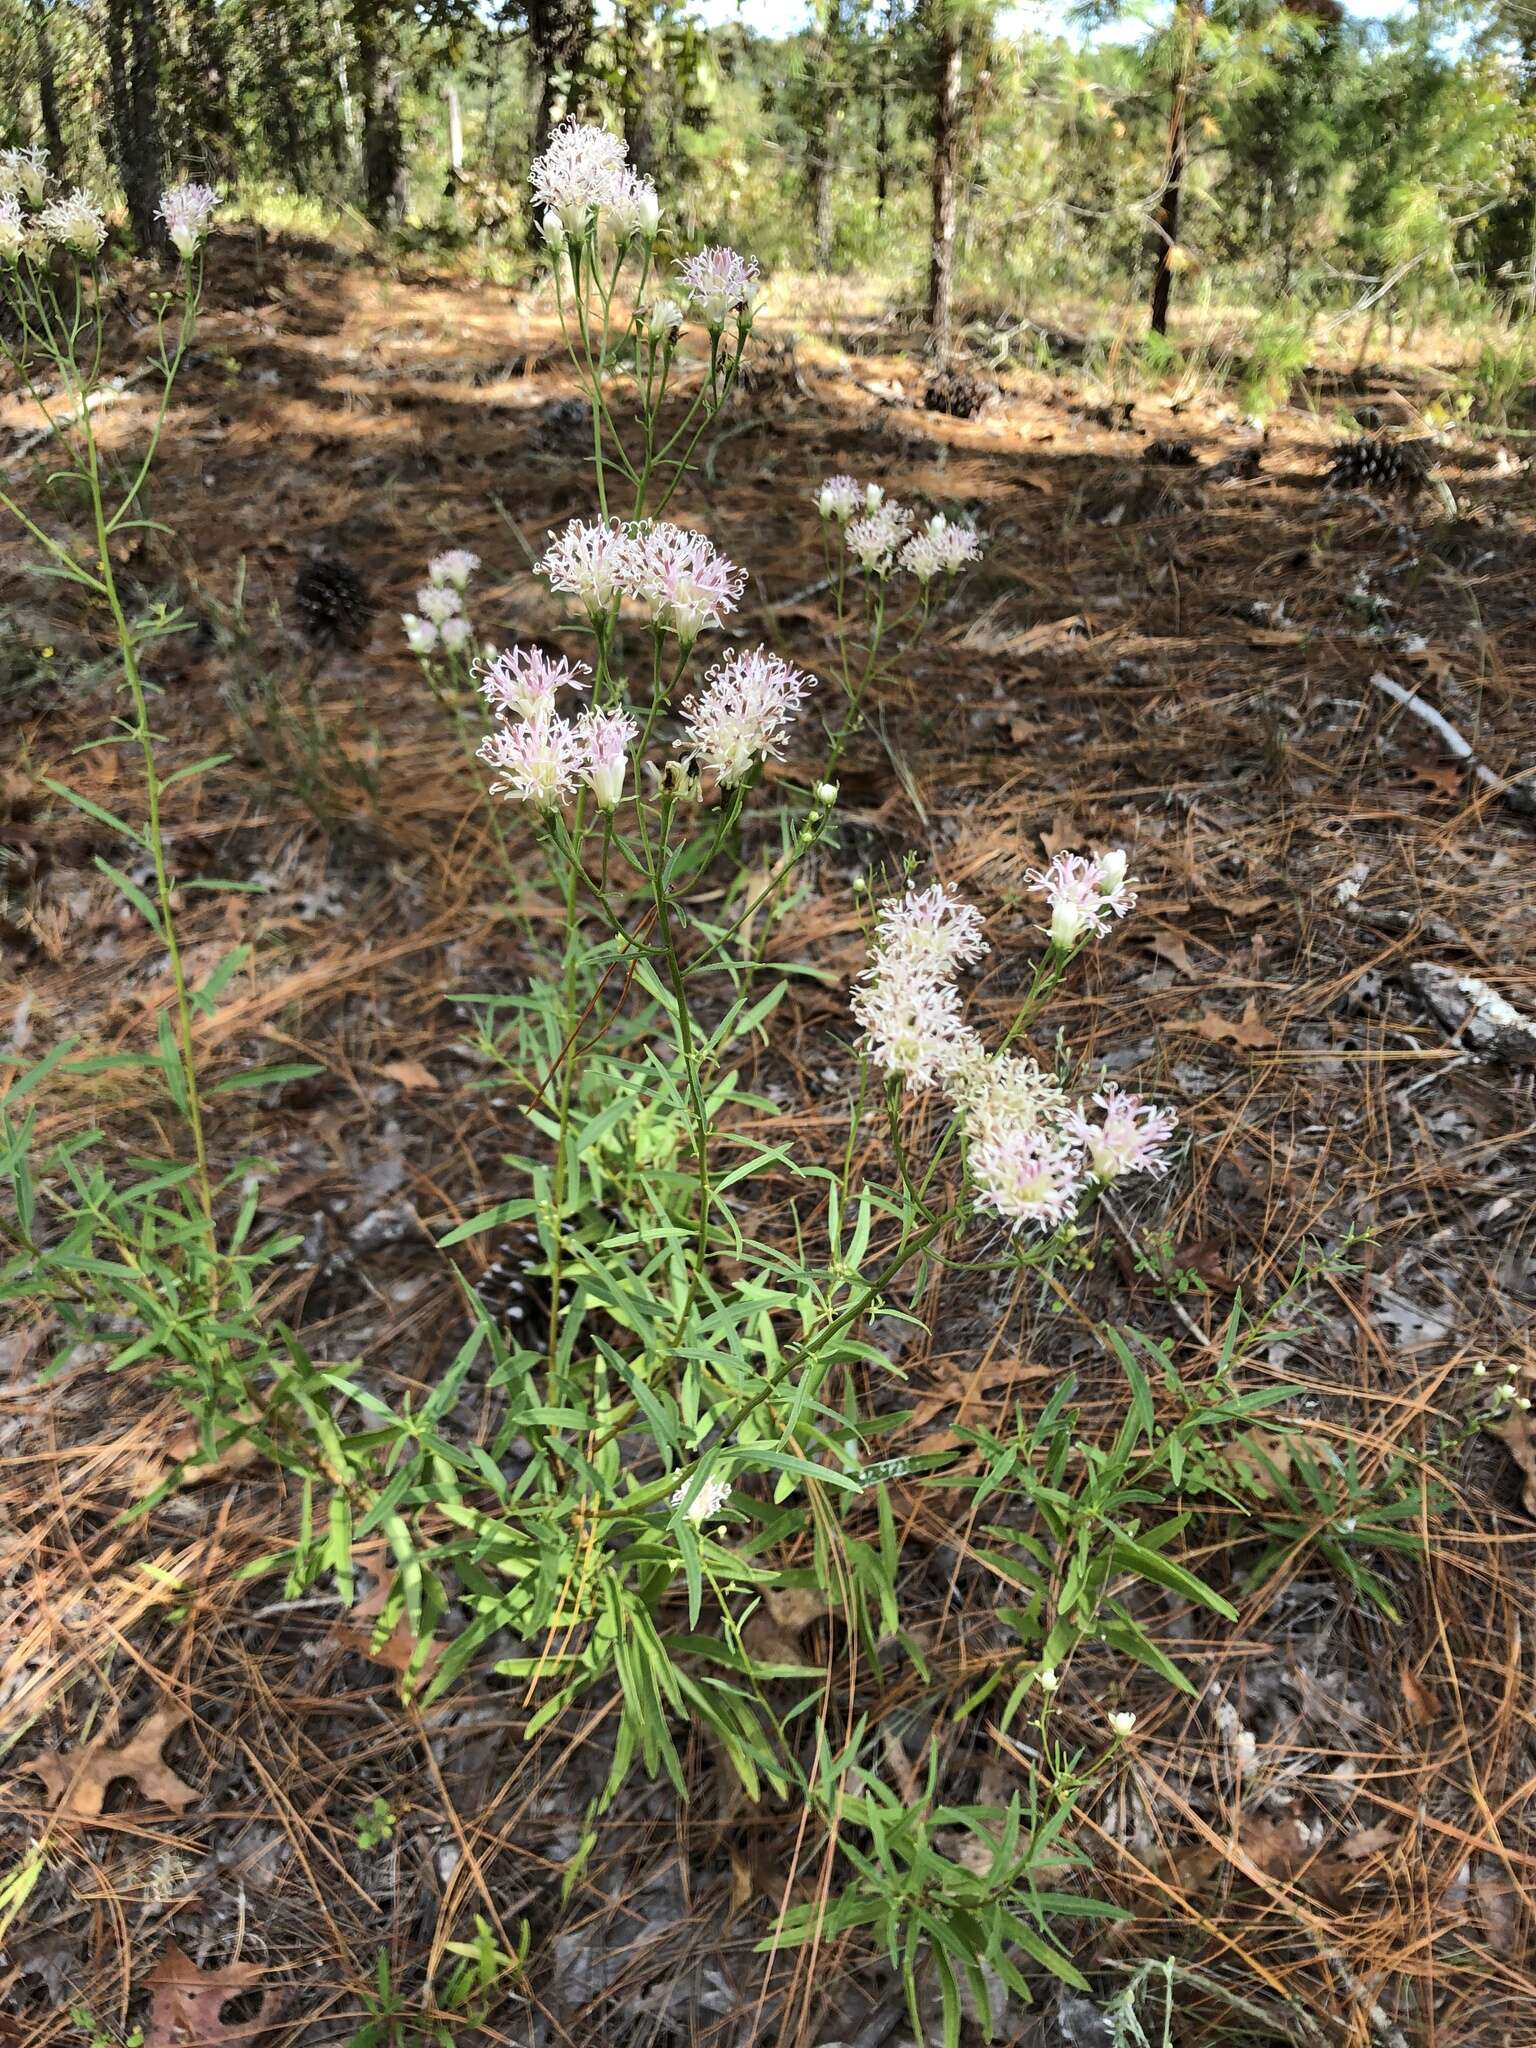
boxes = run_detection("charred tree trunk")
[105,0,164,256]
[1148,0,1202,339]
[926,17,962,365]
[32,0,65,170]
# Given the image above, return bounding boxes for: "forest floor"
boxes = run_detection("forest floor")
[3,227,1536,2048]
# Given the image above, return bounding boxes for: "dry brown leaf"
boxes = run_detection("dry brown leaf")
[1040,812,1078,858]
[1247,625,1306,647]
[144,1943,282,2048]
[1171,1813,1314,1890]
[131,1411,264,1494]
[1190,999,1279,1050]
[23,1705,199,1820]
[379,1058,439,1092]
[1493,1408,1536,1517]
[330,1541,443,1681]
[1336,1821,1398,1862]
[1223,1428,1292,1498]
[762,1583,830,1633]
[1146,931,1196,978]
[739,1609,819,1670]
[1399,1665,1441,1725]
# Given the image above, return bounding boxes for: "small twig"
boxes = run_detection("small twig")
[1368,670,1536,820]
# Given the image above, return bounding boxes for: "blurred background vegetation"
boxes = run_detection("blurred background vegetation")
[6,0,1535,402]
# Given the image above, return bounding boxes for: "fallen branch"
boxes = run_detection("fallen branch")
[1368,670,1536,819]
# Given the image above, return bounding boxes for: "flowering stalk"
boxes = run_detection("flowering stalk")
[0,166,218,1221]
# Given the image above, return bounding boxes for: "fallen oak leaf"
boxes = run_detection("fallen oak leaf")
[1491,1407,1536,1517]
[22,1705,198,1821]
[379,1058,439,1093]
[330,1539,444,1682]
[144,1943,283,2048]
[1189,999,1279,1051]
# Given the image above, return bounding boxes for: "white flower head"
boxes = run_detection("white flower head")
[576,706,637,810]
[429,548,480,591]
[157,181,219,259]
[970,1121,1085,1232]
[1028,850,1137,947]
[874,882,989,978]
[40,189,105,257]
[604,166,661,240]
[1038,1666,1060,1694]
[529,120,630,233]
[631,522,746,645]
[479,714,584,809]
[0,197,24,262]
[1065,1085,1177,1184]
[478,645,591,721]
[439,614,473,652]
[670,1473,731,1524]
[676,245,760,327]
[647,296,687,340]
[852,959,979,1094]
[680,645,814,788]
[815,475,865,523]
[1108,1710,1137,1738]
[846,502,914,575]
[0,146,47,206]
[415,584,463,626]
[402,612,438,655]
[948,1049,1068,1142]
[537,517,642,616]
[900,514,984,582]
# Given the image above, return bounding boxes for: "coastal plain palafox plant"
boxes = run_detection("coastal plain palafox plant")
[0,128,1225,2045]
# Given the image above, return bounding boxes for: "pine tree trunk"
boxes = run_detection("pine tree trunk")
[1149,0,1201,339]
[183,0,234,177]
[927,18,961,366]
[619,0,654,175]
[32,0,65,170]
[810,149,834,271]
[875,64,889,220]
[105,0,164,256]
[356,14,407,228]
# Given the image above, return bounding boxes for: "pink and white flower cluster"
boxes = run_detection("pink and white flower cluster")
[530,121,659,242]
[157,181,219,259]
[478,645,636,813]
[675,246,760,328]
[853,870,1176,1231]
[821,478,986,583]
[681,647,815,788]
[1027,850,1135,948]
[536,517,745,642]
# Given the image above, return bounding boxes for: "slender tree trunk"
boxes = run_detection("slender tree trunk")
[529,0,593,172]
[875,61,889,220]
[618,0,654,175]
[927,16,962,365]
[810,148,834,271]
[355,13,407,228]
[105,0,164,256]
[32,0,65,169]
[1149,0,1201,339]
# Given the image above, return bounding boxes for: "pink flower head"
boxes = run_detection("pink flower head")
[530,120,630,231]
[632,523,746,644]
[40,189,105,257]
[479,714,584,809]
[680,646,814,787]
[576,706,637,809]
[814,476,866,523]
[1027,849,1137,947]
[537,518,642,615]
[970,1122,1085,1232]
[478,645,591,721]
[1065,1085,1177,1183]
[676,245,760,327]
[874,883,989,978]
[852,958,979,1093]
[157,181,219,259]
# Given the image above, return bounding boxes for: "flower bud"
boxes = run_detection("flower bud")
[815,781,838,806]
